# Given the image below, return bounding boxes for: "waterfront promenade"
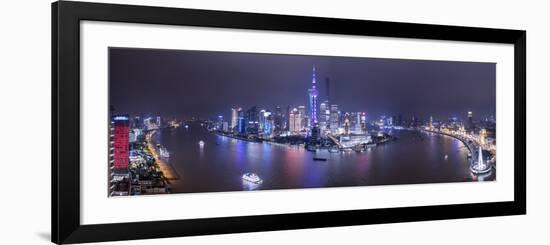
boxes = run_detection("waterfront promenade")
[145,130,180,181]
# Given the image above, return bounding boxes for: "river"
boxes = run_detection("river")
[154,122,495,194]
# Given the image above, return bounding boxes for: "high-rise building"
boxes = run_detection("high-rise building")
[246,106,259,134]
[289,108,302,133]
[156,116,161,128]
[222,122,229,132]
[350,112,362,133]
[285,105,291,131]
[259,109,267,132]
[237,109,246,134]
[297,105,306,131]
[230,108,238,131]
[217,115,223,130]
[360,112,367,133]
[319,102,329,129]
[330,104,339,133]
[112,115,130,172]
[264,114,274,136]
[307,66,319,125]
[259,110,271,134]
[343,113,351,135]
[274,106,283,132]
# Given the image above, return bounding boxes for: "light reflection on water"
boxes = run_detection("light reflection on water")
[155,123,495,194]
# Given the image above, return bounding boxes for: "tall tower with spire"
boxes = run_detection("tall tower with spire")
[308,66,319,125]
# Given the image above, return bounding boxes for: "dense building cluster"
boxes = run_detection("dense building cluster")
[109,115,170,196]
[215,67,370,142]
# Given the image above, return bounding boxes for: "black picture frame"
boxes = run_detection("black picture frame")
[52,1,526,244]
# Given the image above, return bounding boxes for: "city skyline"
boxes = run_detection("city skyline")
[108,47,497,196]
[109,48,496,121]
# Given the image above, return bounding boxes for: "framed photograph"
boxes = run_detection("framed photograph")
[52,1,526,244]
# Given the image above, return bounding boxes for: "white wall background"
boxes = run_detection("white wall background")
[0,0,547,244]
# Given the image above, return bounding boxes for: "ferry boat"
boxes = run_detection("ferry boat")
[313,157,327,161]
[159,147,170,158]
[198,140,205,146]
[242,172,263,184]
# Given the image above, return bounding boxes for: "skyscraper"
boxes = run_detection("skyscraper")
[112,115,130,172]
[246,106,259,134]
[237,109,246,134]
[351,112,361,133]
[360,112,367,133]
[319,102,328,129]
[468,111,474,130]
[330,104,339,133]
[343,113,351,135]
[289,108,302,133]
[264,114,274,136]
[259,109,267,132]
[230,107,238,131]
[298,105,306,131]
[274,106,283,132]
[307,66,319,125]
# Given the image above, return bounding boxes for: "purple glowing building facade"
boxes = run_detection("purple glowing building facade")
[308,66,319,125]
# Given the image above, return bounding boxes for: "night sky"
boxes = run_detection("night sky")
[109,47,496,122]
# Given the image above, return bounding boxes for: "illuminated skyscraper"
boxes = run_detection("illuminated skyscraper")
[360,112,367,133]
[230,108,238,131]
[217,115,223,130]
[343,113,351,135]
[246,106,259,134]
[289,108,302,133]
[237,109,246,134]
[259,109,267,132]
[298,106,306,131]
[319,101,329,129]
[307,66,319,125]
[112,115,130,172]
[274,106,283,132]
[330,104,339,133]
[351,112,362,133]
[264,113,274,136]
[468,111,474,130]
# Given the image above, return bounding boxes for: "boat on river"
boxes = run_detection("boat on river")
[242,173,263,184]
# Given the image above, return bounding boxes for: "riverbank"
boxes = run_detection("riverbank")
[420,128,474,154]
[146,130,180,181]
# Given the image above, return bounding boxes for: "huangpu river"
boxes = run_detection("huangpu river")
[153,122,495,194]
